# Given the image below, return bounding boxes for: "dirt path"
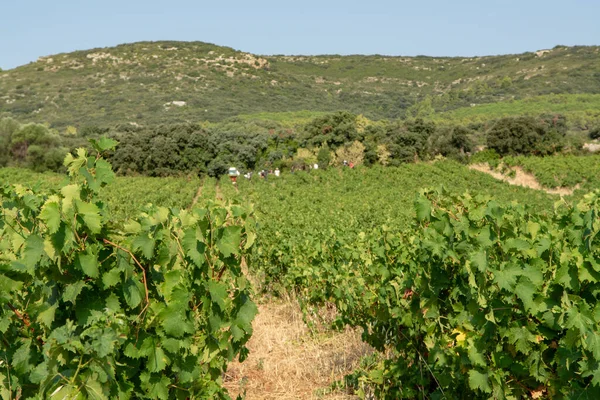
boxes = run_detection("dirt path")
[190,182,203,207]
[215,182,223,201]
[223,299,373,400]
[469,163,577,196]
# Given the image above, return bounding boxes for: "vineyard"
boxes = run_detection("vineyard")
[2,153,600,398]
[501,154,600,190]
[0,168,201,221]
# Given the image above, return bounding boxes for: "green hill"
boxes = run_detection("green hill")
[1,41,600,128]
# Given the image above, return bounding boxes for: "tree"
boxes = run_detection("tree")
[487,116,564,156]
[317,145,331,169]
[303,111,359,149]
[387,119,436,164]
[0,117,20,166]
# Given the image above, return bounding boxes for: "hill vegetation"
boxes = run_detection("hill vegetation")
[1,41,600,128]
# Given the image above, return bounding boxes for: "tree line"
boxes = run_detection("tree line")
[0,111,593,176]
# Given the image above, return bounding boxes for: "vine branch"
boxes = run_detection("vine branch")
[102,239,150,316]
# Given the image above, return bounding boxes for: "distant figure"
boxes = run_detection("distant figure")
[244,172,252,180]
[274,168,280,177]
[313,163,318,170]
[343,160,348,167]
[349,161,355,169]
[228,166,240,185]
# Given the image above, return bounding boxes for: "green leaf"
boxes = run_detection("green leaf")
[181,228,205,267]
[506,238,530,251]
[84,378,108,400]
[123,278,144,309]
[527,221,541,239]
[141,373,170,400]
[208,281,228,310]
[102,267,121,288]
[0,275,23,295]
[567,303,594,334]
[76,200,102,234]
[468,370,492,393]
[11,339,32,374]
[29,362,49,384]
[49,384,82,400]
[467,340,487,367]
[91,329,118,358]
[63,281,87,303]
[22,234,46,275]
[77,250,99,278]
[158,303,193,338]
[123,220,141,234]
[236,300,258,326]
[217,225,242,257]
[94,159,115,186]
[507,326,536,354]
[90,137,118,153]
[515,278,537,312]
[39,201,61,234]
[105,293,122,314]
[471,251,488,273]
[244,231,256,250]
[132,235,155,259]
[585,332,600,360]
[60,184,81,214]
[148,347,170,373]
[415,197,431,222]
[494,264,521,291]
[37,303,58,328]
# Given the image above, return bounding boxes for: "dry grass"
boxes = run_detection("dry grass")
[223,295,374,400]
[469,163,577,196]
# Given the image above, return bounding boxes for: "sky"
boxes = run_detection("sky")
[1,0,599,70]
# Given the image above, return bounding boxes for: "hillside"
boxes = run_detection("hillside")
[1,41,600,128]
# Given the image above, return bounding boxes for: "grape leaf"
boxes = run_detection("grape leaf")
[217,226,242,257]
[468,370,492,393]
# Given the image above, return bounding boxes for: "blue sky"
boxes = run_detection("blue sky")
[1,0,599,70]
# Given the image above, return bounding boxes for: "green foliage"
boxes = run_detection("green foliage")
[0,118,21,167]
[2,42,600,128]
[386,118,436,163]
[0,142,257,398]
[337,189,600,398]
[502,154,600,190]
[0,167,200,221]
[428,125,474,161]
[487,116,565,156]
[438,94,600,131]
[469,149,501,166]
[243,172,600,397]
[303,111,360,149]
[316,145,332,169]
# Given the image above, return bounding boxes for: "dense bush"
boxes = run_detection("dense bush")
[301,111,361,149]
[0,111,581,177]
[486,116,565,156]
[0,140,257,398]
[0,118,69,171]
[386,118,436,164]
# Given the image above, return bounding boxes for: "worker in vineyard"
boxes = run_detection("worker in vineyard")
[274,168,280,177]
[228,166,240,185]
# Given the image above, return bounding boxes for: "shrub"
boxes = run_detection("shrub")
[486,116,564,156]
[0,140,257,398]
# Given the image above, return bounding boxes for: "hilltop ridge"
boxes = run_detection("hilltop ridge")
[1,41,599,127]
